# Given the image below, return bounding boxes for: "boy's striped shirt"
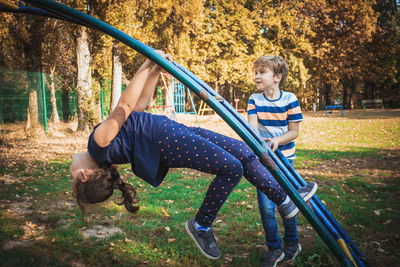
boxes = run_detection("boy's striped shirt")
[247,90,303,160]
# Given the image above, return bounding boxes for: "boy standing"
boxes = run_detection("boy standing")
[247,55,304,267]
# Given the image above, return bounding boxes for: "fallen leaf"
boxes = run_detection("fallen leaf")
[161,208,170,217]
[224,256,233,262]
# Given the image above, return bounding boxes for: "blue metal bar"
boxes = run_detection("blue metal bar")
[275,149,369,265]
[0,6,92,28]
[174,59,367,266]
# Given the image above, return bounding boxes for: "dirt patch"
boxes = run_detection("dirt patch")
[81,225,123,239]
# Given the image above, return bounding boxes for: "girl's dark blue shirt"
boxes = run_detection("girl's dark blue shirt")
[87,111,169,187]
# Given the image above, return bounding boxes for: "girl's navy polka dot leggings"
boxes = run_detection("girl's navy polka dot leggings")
[158,120,286,227]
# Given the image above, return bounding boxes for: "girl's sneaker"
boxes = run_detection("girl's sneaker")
[283,243,302,262]
[278,182,318,219]
[185,218,221,260]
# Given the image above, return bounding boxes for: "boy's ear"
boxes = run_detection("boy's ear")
[274,73,282,82]
[80,170,89,183]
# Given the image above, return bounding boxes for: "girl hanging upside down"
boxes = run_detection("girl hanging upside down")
[69,51,317,260]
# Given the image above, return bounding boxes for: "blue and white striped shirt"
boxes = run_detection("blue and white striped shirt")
[247,91,303,160]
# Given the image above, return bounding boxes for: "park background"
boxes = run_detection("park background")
[1,0,400,266]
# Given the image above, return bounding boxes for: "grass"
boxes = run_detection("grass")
[0,110,399,266]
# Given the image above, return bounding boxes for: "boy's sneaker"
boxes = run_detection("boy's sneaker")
[185,218,221,260]
[283,243,302,262]
[261,250,285,267]
[278,182,318,219]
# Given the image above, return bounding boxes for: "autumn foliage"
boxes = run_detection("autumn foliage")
[0,0,399,128]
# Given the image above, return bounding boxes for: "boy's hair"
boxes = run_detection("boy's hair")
[254,55,289,88]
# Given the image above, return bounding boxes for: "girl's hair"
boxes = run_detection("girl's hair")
[254,55,289,88]
[73,165,140,217]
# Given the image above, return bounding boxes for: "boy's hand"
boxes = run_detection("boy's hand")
[264,138,279,151]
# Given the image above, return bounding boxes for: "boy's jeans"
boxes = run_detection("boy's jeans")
[257,159,299,251]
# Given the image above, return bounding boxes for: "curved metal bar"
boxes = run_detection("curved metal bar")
[173,60,368,266]
[275,149,369,266]
[11,1,355,265]
[0,6,91,28]
[175,58,367,266]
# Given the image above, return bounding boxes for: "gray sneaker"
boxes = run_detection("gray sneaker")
[185,218,221,260]
[261,250,285,267]
[283,243,302,262]
[278,182,318,219]
[298,182,318,201]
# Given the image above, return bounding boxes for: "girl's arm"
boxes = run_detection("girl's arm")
[94,51,171,147]
[132,63,165,112]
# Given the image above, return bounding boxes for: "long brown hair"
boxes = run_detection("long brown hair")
[73,165,140,218]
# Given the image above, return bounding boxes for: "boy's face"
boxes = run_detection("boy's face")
[254,66,281,91]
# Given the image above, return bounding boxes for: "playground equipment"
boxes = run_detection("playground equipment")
[234,98,246,113]
[198,100,215,116]
[325,99,344,117]
[362,99,384,109]
[1,1,369,266]
[146,72,200,126]
[147,73,176,117]
[199,98,245,116]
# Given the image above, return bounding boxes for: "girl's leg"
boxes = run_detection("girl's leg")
[193,127,287,205]
[158,122,243,227]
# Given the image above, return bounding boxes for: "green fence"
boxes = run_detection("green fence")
[0,68,78,126]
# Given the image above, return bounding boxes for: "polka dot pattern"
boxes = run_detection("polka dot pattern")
[158,122,286,227]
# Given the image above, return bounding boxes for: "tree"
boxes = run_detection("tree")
[247,0,314,108]
[75,25,93,131]
[362,0,400,107]
[302,0,378,108]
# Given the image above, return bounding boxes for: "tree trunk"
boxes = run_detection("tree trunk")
[27,90,38,129]
[229,84,234,104]
[49,65,60,123]
[62,89,70,121]
[348,78,356,109]
[342,83,348,109]
[111,44,122,112]
[323,83,331,106]
[75,26,93,131]
[24,17,44,129]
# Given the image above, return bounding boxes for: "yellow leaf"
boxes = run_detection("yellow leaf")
[161,208,170,217]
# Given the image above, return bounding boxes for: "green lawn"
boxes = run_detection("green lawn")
[0,111,399,266]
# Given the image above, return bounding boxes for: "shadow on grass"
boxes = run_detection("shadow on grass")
[295,147,400,170]
[304,109,400,120]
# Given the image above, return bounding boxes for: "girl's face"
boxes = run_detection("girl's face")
[69,153,95,195]
[254,66,281,91]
